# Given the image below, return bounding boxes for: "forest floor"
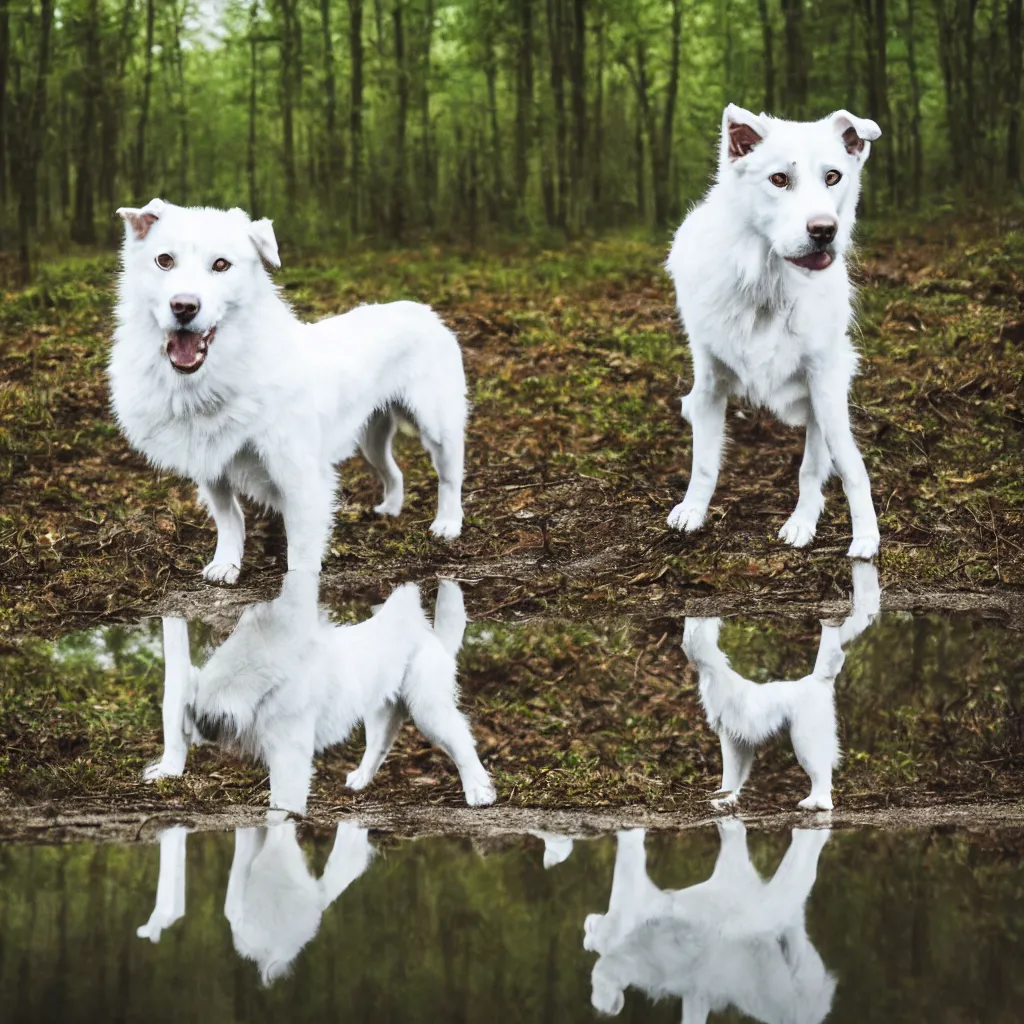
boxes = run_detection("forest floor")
[2,211,1024,822]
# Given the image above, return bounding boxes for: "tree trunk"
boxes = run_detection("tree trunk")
[654,0,682,227]
[171,2,189,203]
[1008,0,1023,183]
[0,0,10,211]
[248,0,260,215]
[905,0,924,204]
[568,0,586,231]
[758,0,775,111]
[71,0,101,245]
[14,0,54,280]
[514,0,534,218]
[277,0,300,217]
[591,5,604,212]
[545,0,567,227]
[780,0,807,116]
[419,0,436,226]
[133,0,155,199]
[348,0,364,234]
[483,18,502,223]
[320,0,343,213]
[392,0,408,238]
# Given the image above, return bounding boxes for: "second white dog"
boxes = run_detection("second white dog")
[110,199,467,585]
[666,105,882,558]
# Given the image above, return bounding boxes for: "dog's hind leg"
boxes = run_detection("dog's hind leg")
[359,409,404,517]
[779,415,831,548]
[809,376,879,559]
[668,356,728,533]
[346,701,405,791]
[420,427,465,541]
[404,648,495,805]
[199,479,246,585]
[144,618,194,781]
[713,733,755,807]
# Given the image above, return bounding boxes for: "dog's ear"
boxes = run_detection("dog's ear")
[248,217,281,269]
[721,104,767,168]
[830,111,882,159]
[115,198,166,241]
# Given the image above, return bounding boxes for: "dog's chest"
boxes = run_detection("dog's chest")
[714,313,808,409]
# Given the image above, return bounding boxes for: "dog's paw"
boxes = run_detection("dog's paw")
[373,497,403,517]
[463,775,497,807]
[429,515,463,540]
[345,766,375,791]
[667,502,707,533]
[847,532,880,559]
[143,757,185,782]
[798,793,834,811]
[779,514,816,548]
[202,561,240,585]
[710,790,739,811]
[583,913,606,952]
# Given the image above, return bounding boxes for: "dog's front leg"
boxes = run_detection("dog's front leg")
[668,364,728,533]
[198,479,245,585]
[144,617,194,781]
[137,826,188,942]
[809,376,879,558]
[779,415,832,548]
[265,718,316,817]
[281,469,337,574]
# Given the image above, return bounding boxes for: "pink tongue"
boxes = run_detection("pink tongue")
[167,331,203,370]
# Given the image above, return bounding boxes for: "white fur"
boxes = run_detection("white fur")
[666,106,882,559]
[109,199,467,584]
[682,560,880,810]
[148,573,495,811]
[584,823,835,1023]
[138,821,375,985]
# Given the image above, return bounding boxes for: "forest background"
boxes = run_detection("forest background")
[0,0,1022,281]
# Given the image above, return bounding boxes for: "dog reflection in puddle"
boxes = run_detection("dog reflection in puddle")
[146,573,495,811]
[138,822,374,985]
[584,822,834,1023]
[683,560,880,810]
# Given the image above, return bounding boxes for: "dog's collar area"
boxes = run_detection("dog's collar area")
[166,326,217,374]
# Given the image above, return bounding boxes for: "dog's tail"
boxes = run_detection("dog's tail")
[432,579,467,657]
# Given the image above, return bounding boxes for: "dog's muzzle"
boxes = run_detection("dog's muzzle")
[166,326,216,374]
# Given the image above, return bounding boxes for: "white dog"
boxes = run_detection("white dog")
[584,823,835,1023]
[109,198,467,585]
[138,821,375,985]
[666,106,882,559]
[150,572,496,809]
[682,560,880,810]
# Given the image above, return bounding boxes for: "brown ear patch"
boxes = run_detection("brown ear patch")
[122,211,159,241]
[728,121,763,161]
[842,126,865,155]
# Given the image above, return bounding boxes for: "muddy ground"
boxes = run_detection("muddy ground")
[2,212,1023,819]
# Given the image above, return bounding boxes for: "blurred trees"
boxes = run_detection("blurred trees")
[0,0,1021,275]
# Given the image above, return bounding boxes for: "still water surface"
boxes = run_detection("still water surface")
[1,821,1022,1023]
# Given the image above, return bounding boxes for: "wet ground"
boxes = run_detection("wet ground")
[2,817,1023,1022]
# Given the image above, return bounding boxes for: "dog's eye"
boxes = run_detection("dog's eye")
[212,258,232,273]
[825,169,842,186]
[155,253,175,270]
[769,172,789,188]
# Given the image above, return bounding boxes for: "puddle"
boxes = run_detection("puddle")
[1,565,1023,810]
[1,821,1022,1021]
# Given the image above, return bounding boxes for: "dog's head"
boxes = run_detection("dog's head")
[716,104,881,272]
[115,198,281,375]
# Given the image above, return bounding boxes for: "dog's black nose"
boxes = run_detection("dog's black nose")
[170,293,201,325]
[807,218,837,244]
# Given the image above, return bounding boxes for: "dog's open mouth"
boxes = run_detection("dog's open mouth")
[166,327,216,374]
[786,251,834,272]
